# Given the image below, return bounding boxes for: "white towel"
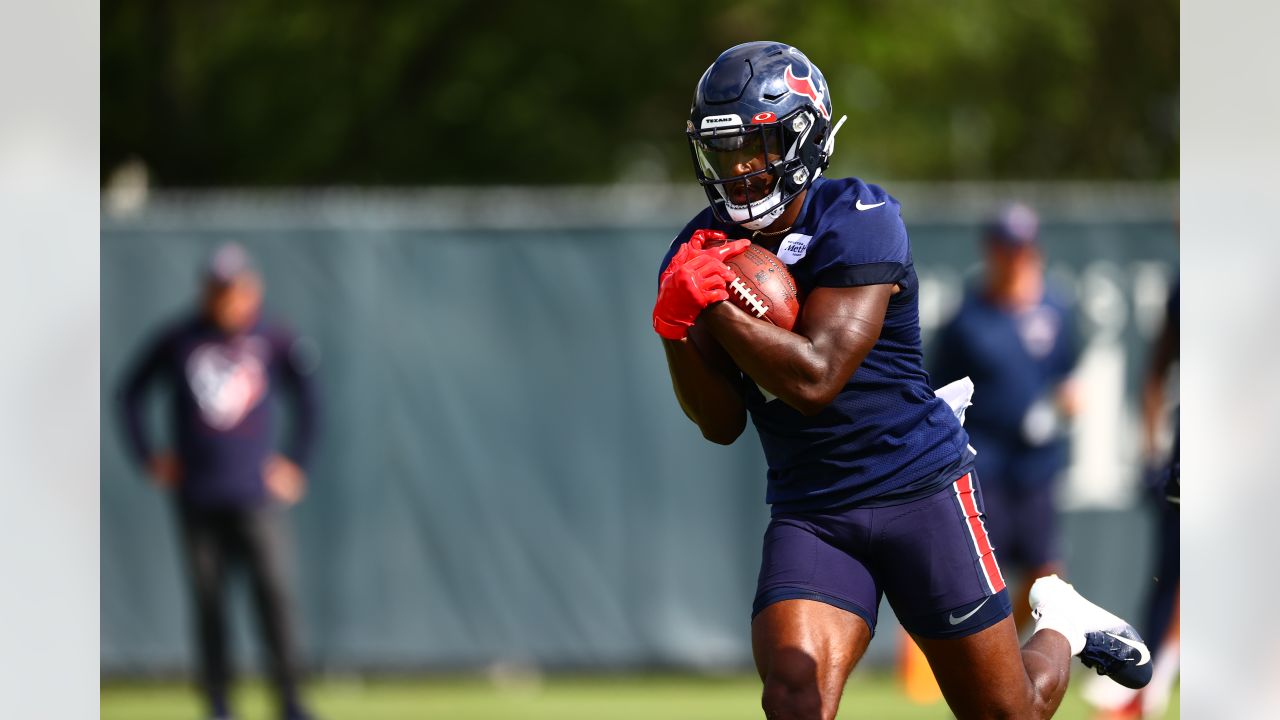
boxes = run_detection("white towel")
[934,376,975,426]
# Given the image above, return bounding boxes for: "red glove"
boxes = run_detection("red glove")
[653,232,752,340]
[660,229,729,283]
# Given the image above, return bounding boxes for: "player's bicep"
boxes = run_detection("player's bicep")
[794,284,892,376]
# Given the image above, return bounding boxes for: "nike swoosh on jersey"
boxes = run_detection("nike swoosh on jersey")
[948,597,989,625]
[1105,632,1152,666]
[855,199,886,211]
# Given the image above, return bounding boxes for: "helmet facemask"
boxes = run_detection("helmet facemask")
[687,108,820,231]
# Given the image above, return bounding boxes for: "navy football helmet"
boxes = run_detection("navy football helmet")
[687,42,847,230]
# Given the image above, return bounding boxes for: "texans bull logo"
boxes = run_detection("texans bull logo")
[185,339,268,430]
[784,63,830,120]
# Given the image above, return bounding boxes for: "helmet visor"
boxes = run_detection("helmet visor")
[691,125,786,206]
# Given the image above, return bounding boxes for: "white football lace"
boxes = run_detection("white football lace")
[730,277,770,318]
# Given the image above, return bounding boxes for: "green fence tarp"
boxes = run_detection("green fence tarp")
[101,190,1176,673]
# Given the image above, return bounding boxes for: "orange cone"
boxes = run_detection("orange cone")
[900,631,942,704]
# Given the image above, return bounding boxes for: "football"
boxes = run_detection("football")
[723,244,801,330]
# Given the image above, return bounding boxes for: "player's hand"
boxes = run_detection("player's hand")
[147,452,182,489]
[653,252,738,340]
[660,230,751,282]
[701,234,752,262]
[264,454,307,506]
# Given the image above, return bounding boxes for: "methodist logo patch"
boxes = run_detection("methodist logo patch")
[776,233,812,265]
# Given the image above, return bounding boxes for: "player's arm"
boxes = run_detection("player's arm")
[653,231,753,444]
[661,322,748,444]
[702,283,893,416]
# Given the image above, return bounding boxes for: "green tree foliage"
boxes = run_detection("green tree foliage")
[103,0,1177,186]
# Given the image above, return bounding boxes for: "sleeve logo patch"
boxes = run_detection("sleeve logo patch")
[776,233,812,265]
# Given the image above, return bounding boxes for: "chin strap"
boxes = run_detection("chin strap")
[825,114,848,158]
[815,114,848,179]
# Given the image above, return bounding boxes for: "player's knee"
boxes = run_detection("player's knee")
[761,670,829,720]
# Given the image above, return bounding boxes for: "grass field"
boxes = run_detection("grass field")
[102,672,1178,720]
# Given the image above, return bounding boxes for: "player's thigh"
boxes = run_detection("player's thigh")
[912,616,1041,719]
[750,513,878,712]
[751,599,872,709]
[873,472,1052,718]
[973,473,1019,566]
[876,472,1010,635]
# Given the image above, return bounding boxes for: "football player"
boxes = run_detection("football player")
[1085,279,1180,720]
[652,42,1151,719]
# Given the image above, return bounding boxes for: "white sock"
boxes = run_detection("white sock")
[1033,612,1086,656]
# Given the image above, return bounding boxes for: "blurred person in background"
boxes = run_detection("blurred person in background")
[930,203,1082,633]
[118,242,318,720]
[1138,282,1179,668]
[1087,278,1179,720]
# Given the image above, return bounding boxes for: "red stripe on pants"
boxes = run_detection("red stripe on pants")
[953,473,1006,594]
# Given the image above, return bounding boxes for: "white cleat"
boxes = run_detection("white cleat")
[1029,575,1152,689]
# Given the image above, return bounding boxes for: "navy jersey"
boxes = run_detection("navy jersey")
[120,314,319,509]
[929,283,1080,489]
[660,177,973,512]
